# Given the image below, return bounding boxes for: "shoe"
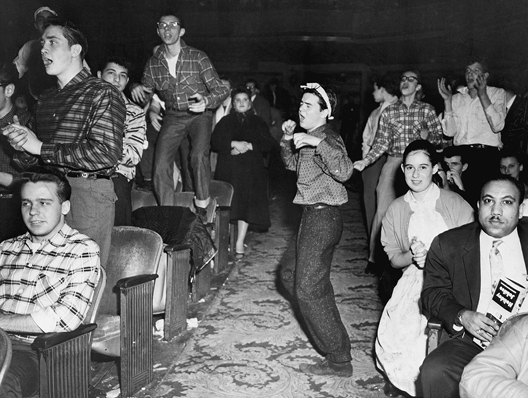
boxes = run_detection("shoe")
[299,359,353,377]
[235,252,245,260]
[196,197,217,224]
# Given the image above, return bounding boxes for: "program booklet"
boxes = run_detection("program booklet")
[473,276,528,349]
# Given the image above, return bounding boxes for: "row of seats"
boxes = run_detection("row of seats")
[12,180,235,398]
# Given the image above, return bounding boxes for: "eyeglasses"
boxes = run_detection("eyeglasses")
[157,21,180,30]
[401,76,420,83]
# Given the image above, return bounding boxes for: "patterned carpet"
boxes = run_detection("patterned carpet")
[135,171,388,398]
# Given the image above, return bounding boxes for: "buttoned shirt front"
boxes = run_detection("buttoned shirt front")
[14,68,126,176]
[444,86,506,147]
[280,124,353,206]
[142,40,229,111]
[363,99,443,167]
[0,223,100,335]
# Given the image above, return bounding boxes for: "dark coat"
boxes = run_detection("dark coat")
[422,219,528,336]
[211,112,275,228]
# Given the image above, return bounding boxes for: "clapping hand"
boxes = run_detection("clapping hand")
[2,116,42,155]
[410,237,427,269]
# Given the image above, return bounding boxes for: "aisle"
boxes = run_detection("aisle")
[138,170,387,398]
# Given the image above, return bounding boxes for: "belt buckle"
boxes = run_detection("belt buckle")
[80,172,96,180]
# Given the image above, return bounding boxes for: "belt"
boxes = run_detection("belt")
[303,203,335,210]
[461,144,499,150]
[66,172,111,180]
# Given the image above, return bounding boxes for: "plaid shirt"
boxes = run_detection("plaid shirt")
[142,40,229,111]
[14,68,125,176]
[0,106,33,193]
[116,96,147,181]
[281,125,354,206]
[364,99,443,166]
[0,223,100,334]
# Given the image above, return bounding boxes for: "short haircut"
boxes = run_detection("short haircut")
[301,84,337,117]
[21,167,71,203]
[498,147,524,164]
[465,56,489,73]
[98,54,132,76]
[402,69,421,83]
[231,86,251,100]
[160,11,184,27]
[443,146,467,164]
[47,20,88,60]
[0,63,19,86]
[403,139,438,165]
[481,174,525,203]
[373,73,399,96]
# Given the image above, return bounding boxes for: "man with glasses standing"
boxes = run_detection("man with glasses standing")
[131,12,229,221]
[353,70,443,281]
[438,58,506,194]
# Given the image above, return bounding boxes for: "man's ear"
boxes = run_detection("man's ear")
[61,200,71,216]
[462,163,468,172]
[71,44,82,58]
[520,164,524,172]
[519,201,525,219]
[96,71,102,79]
[180,28,186,38]
[484,72,490,81]
[4,83,15,99]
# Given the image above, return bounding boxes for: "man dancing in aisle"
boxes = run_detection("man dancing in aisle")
[280,83,354,377]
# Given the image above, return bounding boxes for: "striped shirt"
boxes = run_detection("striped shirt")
[116,96,147,181]
[364,99,443,166]
[14,68,125,176]
[0,223,100,334]
[281,124,353,206]
[142,40,229,111]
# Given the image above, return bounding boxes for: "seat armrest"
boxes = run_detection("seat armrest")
[426,316,443,355]
[116,274,158,289]
[31,323,97,350]
[165,242,192,252]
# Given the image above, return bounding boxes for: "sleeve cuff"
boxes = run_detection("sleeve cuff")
[31,308,58,333]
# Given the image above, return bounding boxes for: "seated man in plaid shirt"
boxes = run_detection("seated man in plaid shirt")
[0,167,100,398]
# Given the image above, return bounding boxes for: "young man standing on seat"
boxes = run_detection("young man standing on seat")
[0,168,100,398]
[280,83,354,377]
[97,55,147,226]
[3,21,125,268]
[131,11,229,221]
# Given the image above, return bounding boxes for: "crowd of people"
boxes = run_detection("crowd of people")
[0,4,527,398]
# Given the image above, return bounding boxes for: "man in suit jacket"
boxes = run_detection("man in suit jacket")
[501,91,528,152]
[246,78,272,128]
[421,174,528,398]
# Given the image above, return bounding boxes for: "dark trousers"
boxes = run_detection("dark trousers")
[113,174,133,226]
[280,205,351,363]
[0,340,39,398]
[421,334,482,398]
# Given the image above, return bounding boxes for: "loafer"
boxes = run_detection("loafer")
[299,359,353,377]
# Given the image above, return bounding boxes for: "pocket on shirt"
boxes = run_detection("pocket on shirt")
[34,273,64,308]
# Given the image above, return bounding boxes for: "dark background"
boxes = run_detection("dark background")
[1,0,527,131]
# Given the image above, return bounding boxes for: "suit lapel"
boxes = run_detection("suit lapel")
[462,224,482,310]
[517,220,528,272]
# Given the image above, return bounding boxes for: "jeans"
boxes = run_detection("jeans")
[65,177,116,268]
[280,205,352,363]
[154,110,213,205]
[139,121,160,181]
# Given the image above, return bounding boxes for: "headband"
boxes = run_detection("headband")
[300,83,334,120]
[34,6,58,22]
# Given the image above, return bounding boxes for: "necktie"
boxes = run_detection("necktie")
[490,239,504,293]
